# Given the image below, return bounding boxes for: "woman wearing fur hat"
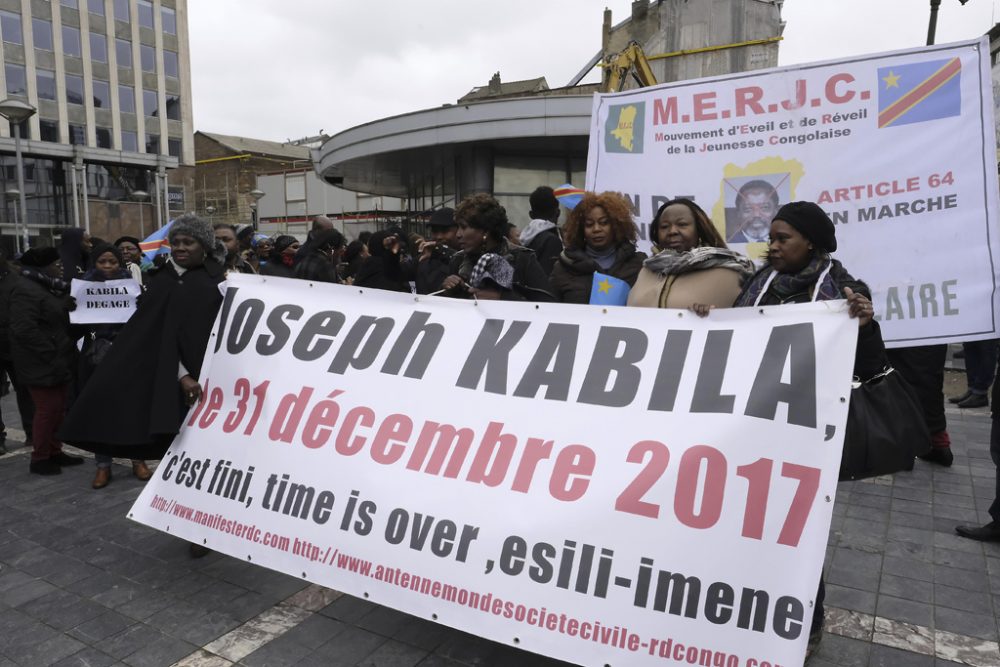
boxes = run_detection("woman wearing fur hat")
[10,247,82,475]
[60,214,227,467]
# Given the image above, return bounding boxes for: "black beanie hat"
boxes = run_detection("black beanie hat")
[773,201,837,253]
[19,247,60,267]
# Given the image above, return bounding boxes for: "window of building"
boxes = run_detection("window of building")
[66,74,85,105]
[140,43,155,73]
[118,84,135,113]
[145,133,159,154]
[61,0,79,8]
[37,69,57,100]
[62,25,82,57]
[90,32,107,63]
[137,0,154,29]
[165,94,180,121]
[113,0,128,22]
[88,0,105,16]
[122,130,138,152]
[92,79,110,108]
[161,6,176,34]
[0,11,22,45]
[285,174,307,216]
[33,18,53,51]
[115,38,131,68]
[96,127,111,148]
[143,88,157,116]
[168,137,181,158]
[69,123,86,145]
[39,120,59,142]
[163,50,178,78]
[5,63,26,96]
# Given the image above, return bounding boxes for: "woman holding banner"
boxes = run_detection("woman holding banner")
[730,201,886,659]
[75,244,153,489]
[628,198,753,309]
[60,214,226,474]
[441,194,553,301]
[547,191,646,304]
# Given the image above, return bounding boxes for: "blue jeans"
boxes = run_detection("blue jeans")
[963,339,998,394]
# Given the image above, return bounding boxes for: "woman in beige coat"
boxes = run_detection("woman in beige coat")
[627,198,753,309]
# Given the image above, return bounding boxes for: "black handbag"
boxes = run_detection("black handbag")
[82,333,113,368]
[839,366,931,481]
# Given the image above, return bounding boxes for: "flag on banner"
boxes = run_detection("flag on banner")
[877,57,961,128]
[589,271,630,306]
[554,184,584,209]
[139,221,174,262]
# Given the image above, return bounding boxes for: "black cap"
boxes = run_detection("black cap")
[427,208,456,228]
[774,201,837,253]
[19,247,60,267]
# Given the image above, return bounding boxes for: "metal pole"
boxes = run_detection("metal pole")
[12,123,28,249]
[160,168,169,226]
[153,171,162,230]
[81,164,90,233]
[138,200,144,238]
[11,201,19,254]
[927,0,941,45]
[70,165,79,228]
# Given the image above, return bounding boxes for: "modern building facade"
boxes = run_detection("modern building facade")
[0,0,192,249]
[314,0,784,228]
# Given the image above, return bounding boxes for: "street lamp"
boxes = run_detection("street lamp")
[129,190,149,238]
[5,187,21,253]
[0,99,36,251]
[249,188,265,229]
[927,0,970,45]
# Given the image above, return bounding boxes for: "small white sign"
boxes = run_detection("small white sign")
[70,278,141,324]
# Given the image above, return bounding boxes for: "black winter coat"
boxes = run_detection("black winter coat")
[447,245,554,302]
[526,228,563,277]
[0,268,19,362]
[736,261,888,382]
[9,275,76,387]
[59,259,225,459]
[260,260,296,279]
[548,244,646,304]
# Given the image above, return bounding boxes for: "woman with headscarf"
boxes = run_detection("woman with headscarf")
[75,244,152,488]
[728,201,884,660]
[58,227,92,282]
[10,247,81,475]
[259,235,299,278]
[60,214,227,467]
[548,191,646,304]
[628,198,753,309]
[440,194,553,301]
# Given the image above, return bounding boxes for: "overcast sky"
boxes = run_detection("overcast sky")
[189,0,999,143]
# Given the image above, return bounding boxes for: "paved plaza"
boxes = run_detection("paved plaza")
[1,382,1000,667]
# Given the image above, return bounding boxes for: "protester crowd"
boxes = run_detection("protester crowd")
[0,185,997,663]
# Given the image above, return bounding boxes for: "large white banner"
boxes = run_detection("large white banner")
[587,38,1000,347]
[130,275,857,667]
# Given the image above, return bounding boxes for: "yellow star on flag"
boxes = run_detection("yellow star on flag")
[597,278,612,294]
[882,70,900,89]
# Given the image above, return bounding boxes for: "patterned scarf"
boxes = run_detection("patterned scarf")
[469,253,514,290]
[643,246,754,279]
[735,254,839,307]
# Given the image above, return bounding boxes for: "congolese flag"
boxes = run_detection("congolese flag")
[589,271,630,306]
[877,57,961,128]
[555,184,584,210]
[139,220,174,261]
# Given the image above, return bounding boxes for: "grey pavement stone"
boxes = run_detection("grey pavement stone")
[875,594,934,627]
[934,582,993,615]
[7,633,87,667]
[825,583,877,615]
[813,633,871,666]
[67,609,139,643]
[242,635,314,667]
[50,647,119,667]
[879,573,934,604]
[868,643,935,666]
[119,633,198,667]
[933,546,987,571]
[935,605,999,641]
[102,624,165,661]
[309,625,389,664]
[4,577,58,607]
[357,639,429,667]
[319,594,380,624]
[933,564,991,592]
[18,588,107,630]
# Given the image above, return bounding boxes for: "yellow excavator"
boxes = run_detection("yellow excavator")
[601,41,658,93]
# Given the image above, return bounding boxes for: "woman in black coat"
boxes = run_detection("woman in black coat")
[548,191,646,304]
[58,227,92,282]
[354,229,412,293]
[259,235,299,279]
[76,244,153,489]
[10,247,82,475]
[60,214,227,462]
[441,194,554,302]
